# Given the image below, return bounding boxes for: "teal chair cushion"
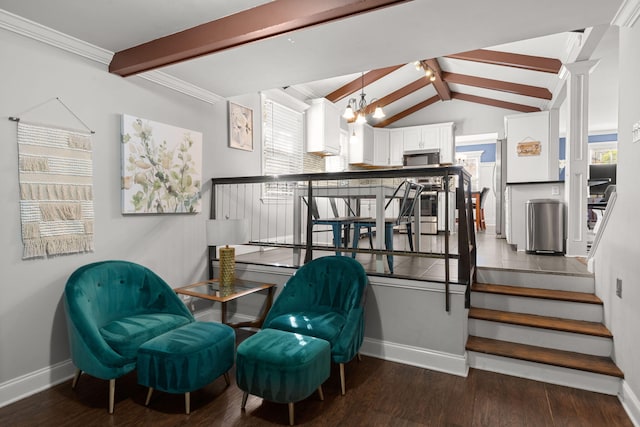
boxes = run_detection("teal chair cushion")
[236,328,330,404]
[264,311,345,345]
[137,322,236,394]
[100,313,192,359]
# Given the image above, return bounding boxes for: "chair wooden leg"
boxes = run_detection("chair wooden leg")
[71,369,82,389]
[357,353,362,362]
[185,392,190,415]
[340,363,346,396]
[145,387,153,406]
[223,371,230,386]
[108,379,115,414]
[288,402,295,425]
[241,392,249,410]
[318,385,324,401]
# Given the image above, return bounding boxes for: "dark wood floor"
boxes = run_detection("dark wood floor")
[0,331,631,427]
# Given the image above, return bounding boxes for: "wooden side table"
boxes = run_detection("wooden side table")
[175,279,276,329]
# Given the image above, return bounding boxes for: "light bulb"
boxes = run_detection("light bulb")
[355,113,367,124]
[342,105,355,120]
[430,74,436,82]
[425,67,433,77]
[373,106,385,119]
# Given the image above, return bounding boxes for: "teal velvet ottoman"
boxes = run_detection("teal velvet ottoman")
[236,328,330,425]
[137,321,235,414]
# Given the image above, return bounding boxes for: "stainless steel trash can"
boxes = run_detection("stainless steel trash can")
[525,199,564,254]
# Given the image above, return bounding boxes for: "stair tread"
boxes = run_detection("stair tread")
[466,336,624,378]
[473,282,602,305]
[469,307,613,338]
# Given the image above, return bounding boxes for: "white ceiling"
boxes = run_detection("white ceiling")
[0,0,624,132]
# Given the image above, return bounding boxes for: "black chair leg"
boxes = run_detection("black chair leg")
[407,223,414,252]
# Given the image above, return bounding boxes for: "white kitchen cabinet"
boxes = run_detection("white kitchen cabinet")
[403,126,428,151]
[368,128,389,165]
[362,128,404,167]
[389,129,404,166]
[402,123,453,156]
[437,122,455,164]
[348,123,374,164]
[306,98,340,155]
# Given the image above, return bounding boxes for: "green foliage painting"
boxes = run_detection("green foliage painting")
[121,114,202,214]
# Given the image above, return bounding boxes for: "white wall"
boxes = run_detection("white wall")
[594,19,640,419]
[0,28,246,400]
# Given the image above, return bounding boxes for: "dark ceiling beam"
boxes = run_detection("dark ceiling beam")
[451,92,540,113]
[109,0,412,77]
[446,49,562,74]
[325,64,405,103]
[363,77,432,115]
[374,95,440,127]
[442,72,552,100]
[423,59,452,101]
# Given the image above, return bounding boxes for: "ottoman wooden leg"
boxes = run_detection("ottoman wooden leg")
[288,402,294,426]
[224,372,230,386]
[241,392,249,409]
[340,363,346,396]
[318,386,324,401]
[185,392,190,415]
[145,387,154,406]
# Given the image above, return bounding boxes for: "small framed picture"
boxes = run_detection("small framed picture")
[228,102,253,151]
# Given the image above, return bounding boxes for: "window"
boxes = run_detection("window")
[589,142,617,165]
[262,98,304,198]
[456,150,483,191]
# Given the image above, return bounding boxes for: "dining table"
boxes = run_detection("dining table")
[292,184,422,273]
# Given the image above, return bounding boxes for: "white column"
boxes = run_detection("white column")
[563,60,599,257]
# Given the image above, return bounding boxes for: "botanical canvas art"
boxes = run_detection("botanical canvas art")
[121,114,202,214]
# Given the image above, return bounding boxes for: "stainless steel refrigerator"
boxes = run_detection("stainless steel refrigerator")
[493,138,507,238]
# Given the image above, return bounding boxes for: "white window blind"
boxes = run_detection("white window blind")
[262,98,303,198]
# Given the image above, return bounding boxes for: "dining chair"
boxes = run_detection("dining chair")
[350,180,424,273]
[472,187,489,231]
[307,197,358,255]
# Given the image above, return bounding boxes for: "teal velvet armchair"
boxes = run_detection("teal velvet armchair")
[262,255,368,395]
[63,260,194,413]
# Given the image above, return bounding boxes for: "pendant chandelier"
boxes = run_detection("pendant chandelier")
[342,72,385,124]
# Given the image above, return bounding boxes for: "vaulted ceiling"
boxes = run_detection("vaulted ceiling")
[0,0,624,131]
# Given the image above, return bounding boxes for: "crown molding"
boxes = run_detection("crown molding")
[612,0,640,27]
[137,70,224,104]
[0,8,223,104]
[0,9,112,64]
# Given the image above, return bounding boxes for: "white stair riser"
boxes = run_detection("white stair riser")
[467,351,621,395]
[471,293,603,322]
[469,319,612,356]
[477,269,594,293]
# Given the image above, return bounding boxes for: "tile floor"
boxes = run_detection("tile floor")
[235,226,591,282]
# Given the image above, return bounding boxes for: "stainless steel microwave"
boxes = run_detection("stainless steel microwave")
[403,150,440,167]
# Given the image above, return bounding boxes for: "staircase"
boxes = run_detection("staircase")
[466,267,623,395]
